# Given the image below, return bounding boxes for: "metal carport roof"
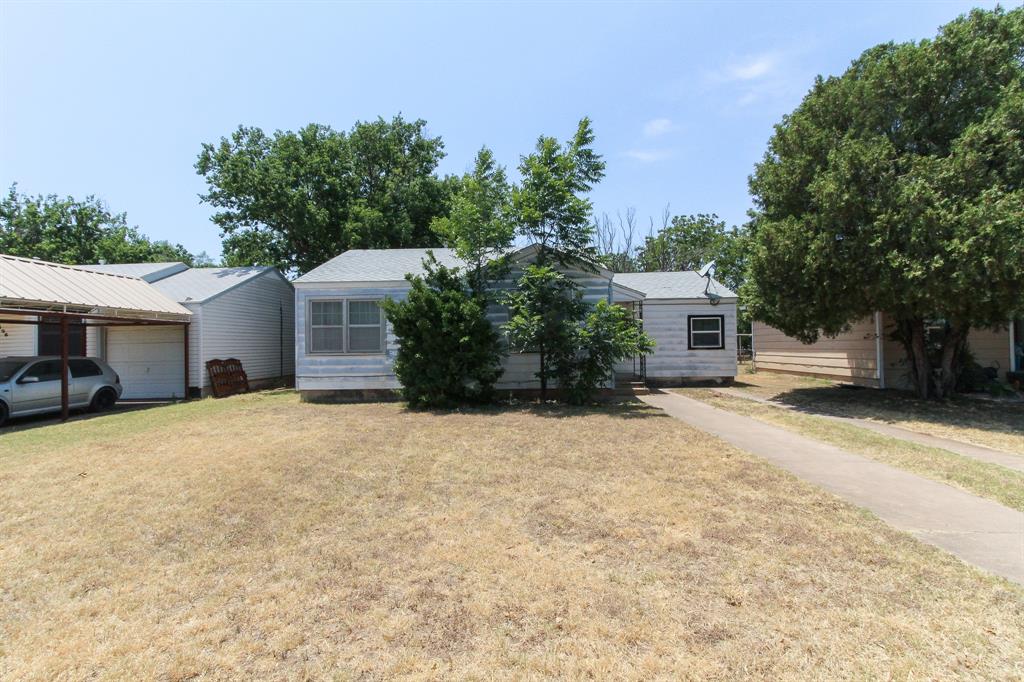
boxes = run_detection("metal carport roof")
[0,254,191,321]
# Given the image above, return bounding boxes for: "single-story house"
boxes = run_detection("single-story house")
[753,314,1023,389]
[292,246,737,400]
[66,262,295,398]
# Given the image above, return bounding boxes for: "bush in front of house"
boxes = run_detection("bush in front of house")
[382,255,505,408]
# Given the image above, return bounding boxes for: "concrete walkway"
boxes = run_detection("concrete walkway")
[713,387,1024,474]
[640,390,1024,585]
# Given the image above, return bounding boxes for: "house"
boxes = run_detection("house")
[292,247,737,400]
[74,262,295,398]
[752,315,1023,389]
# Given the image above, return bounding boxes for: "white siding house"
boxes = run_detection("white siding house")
[79,263,294,398]
[293,248,737,400]
[613,272,738,384]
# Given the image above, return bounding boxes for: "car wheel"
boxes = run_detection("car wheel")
[0,401,7,427]
[90,388,117,413]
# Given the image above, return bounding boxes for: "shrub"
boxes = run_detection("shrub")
[382,255,504,407]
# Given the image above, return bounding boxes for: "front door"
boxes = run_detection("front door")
[11,359,66,413]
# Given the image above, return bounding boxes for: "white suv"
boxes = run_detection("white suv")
[0,357,124,427]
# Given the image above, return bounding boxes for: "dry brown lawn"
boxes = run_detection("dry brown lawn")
[734,370,1024,455]
[1,391,1023,680]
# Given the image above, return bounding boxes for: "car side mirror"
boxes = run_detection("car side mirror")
[19,376,39,384]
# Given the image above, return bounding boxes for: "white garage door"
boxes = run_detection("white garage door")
[106,326,185,399]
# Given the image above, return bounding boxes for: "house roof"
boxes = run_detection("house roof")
[295,248,467,284]
[295,245,617,284]
[77,263,283,304]
[0,254,192,320]
[612,271,737,300]
[148,267,278,304]
[81,261,189,282]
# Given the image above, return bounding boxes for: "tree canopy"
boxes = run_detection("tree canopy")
[196,115,456,274]
[745,6,1024,398]
[430,146,514,293]
[0,185,195,265]
[511,117,606,266]
[634,213,750,292]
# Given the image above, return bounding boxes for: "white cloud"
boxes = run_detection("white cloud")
[642,117,675,137]
[723,52,780,81]
[624,148,673,163]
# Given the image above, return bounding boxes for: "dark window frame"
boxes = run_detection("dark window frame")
[687,314,726,350]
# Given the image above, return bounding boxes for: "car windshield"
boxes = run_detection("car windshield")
[0,359,28,382]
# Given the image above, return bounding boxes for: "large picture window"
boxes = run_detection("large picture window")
[308,299,384,354]
[688,315,725,350]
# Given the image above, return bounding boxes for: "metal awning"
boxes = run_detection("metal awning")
[0,254,191,321]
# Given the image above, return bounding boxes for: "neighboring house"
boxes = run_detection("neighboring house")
[76,262,295,398]
[753,315,1023,389]
[292,247,737,401]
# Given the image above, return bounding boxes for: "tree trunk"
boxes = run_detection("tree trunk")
[896,316,932,400]
[934,322,968,400]
[539,345,547,401]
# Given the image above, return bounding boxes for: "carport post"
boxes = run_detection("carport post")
[183,322,190,400]
[60,315,69,421]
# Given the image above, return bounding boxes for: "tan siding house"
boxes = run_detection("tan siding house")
[754,313,1019,389]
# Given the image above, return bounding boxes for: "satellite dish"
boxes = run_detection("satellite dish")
[697,261,716,279]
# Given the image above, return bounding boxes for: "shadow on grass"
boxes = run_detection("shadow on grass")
[0,399,177,436]
[763,385,1024,441]
[405,398,669,421]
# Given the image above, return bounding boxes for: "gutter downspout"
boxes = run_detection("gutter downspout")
[874,311,886,390]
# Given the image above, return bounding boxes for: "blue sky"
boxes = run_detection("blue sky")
[0,1,998,260]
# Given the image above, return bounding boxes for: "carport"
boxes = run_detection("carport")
[0,254,192,419]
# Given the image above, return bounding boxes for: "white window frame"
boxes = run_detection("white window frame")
[306,298,386,355]
[688,314,725,350]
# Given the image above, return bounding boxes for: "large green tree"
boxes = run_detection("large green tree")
[0,185,195,265]
[196,115,456,274]
[512,117,606,266]
[746,7,1024,399]
[430,146,514,294]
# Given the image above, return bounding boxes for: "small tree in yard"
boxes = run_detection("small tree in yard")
[382,255,504,407]
[746,7,1024,399]
[430,146,514,295]
[503,266,587,400]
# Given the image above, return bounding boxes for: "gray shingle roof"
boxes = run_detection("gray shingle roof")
[295,249,466,283]
[612,271,737,300]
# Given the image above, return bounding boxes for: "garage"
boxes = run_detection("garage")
[105,326,186,399]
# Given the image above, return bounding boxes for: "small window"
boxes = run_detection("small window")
[688,315,725,350]
[21,359,64,383]
[69,359,103,378]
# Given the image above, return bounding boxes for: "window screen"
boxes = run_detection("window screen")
[688,315,724,350]
[309,301,345,353]
[347,301,382,353]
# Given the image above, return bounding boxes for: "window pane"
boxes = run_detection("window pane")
[348,301,381,325]
[26,360,63,382]
[348,326,382,352]
[691,331,722,348]
[312,301,343,327]
[311,327,344,353]
[691,317,721,332]
[69,359,102,378]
